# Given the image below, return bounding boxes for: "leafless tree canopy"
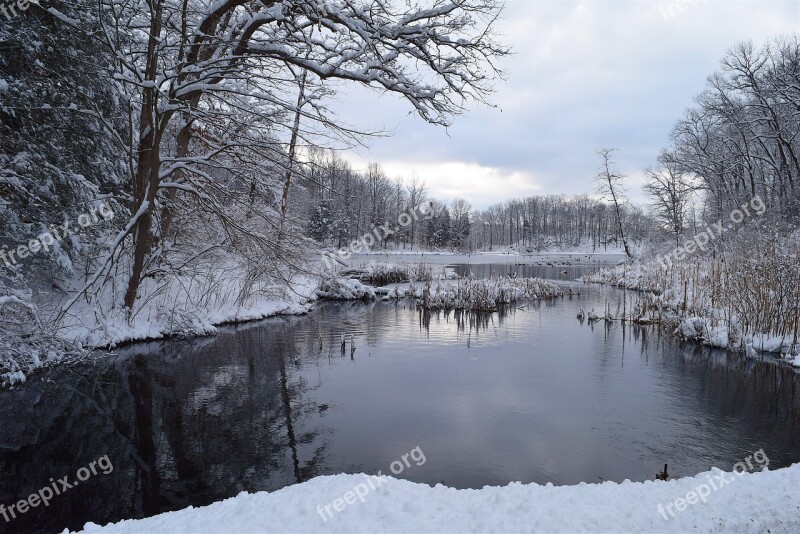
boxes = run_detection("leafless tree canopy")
[61,0,508,312]
[665,37,800,222]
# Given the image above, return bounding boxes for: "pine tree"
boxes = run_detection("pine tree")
[0,1,126,277]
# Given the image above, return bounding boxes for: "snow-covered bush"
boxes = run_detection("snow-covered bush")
[339,261,452,286]
[391,276,564,311]
[316,274,376,301]
[0,269,87,386]
[0,1,127,280]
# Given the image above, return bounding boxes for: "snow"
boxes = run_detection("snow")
[3,272,321,385]
[57,272,320,347]
[75,463,800,533]
[0,294,35,311]
[316,275,377,300]
[46,7,79,25]
[3,370,26,386]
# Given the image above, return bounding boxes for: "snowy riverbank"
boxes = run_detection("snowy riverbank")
[4,259,544,384]
[77,463,800,533]
[2,270,323,386]
[583,254,800,367]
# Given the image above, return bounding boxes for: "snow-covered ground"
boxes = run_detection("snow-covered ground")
[77,463,800,533]
[2,267,323,385]
[57,274,319,348]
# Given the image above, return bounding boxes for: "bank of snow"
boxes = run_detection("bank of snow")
[78,464,800,533]
[56,273,321,348]
[2,266,374,385]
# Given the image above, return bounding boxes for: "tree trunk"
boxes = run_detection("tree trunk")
[610,187,632,258]
[278,71,307,242]
[124,2,163,312]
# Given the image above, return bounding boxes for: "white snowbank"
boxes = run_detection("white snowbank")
[57,273,320,347]
[316,275,376,300]
[1,272,322,385]
[78,464,800,533]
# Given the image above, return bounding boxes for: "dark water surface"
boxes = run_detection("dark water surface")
[1,267,799,533]
[450,260,605,281]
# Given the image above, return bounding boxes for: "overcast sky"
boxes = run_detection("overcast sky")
[328,0,800,209]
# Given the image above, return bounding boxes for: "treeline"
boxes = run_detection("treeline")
[469,196,653,252]
[296,150,470,250]
[634,36,800,355]
[298,150,653,252]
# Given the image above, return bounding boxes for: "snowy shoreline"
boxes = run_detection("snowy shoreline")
[2,273,321,387]
[29,252,618,355]
[582,260,800,368]
[76,463,800,533]
[6,247,795,387]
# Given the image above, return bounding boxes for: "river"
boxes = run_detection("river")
[1,264,798,533]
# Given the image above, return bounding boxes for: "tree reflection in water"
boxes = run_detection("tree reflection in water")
[0,298,798,534]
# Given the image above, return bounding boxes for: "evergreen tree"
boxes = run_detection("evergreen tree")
[0,1,126,278]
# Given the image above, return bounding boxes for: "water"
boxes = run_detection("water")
[449,262,601,281]
[1,268,799,533]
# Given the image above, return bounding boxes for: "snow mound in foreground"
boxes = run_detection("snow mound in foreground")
[77,464,800,533]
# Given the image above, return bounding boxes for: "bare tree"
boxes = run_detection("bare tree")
[595,148,632,258]
[77,0,507,314]
[644,151,695,247]
[279,68,310,242]
[669,36,800,224]
[406,176,428,250]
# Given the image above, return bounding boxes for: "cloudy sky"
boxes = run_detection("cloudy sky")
[329,0,799,209]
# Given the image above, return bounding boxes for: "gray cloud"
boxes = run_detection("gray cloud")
[332,1,800,208]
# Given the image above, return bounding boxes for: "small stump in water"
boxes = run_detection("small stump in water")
[655,464,669,481]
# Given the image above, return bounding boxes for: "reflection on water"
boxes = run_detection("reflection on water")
[0,282,798,533]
